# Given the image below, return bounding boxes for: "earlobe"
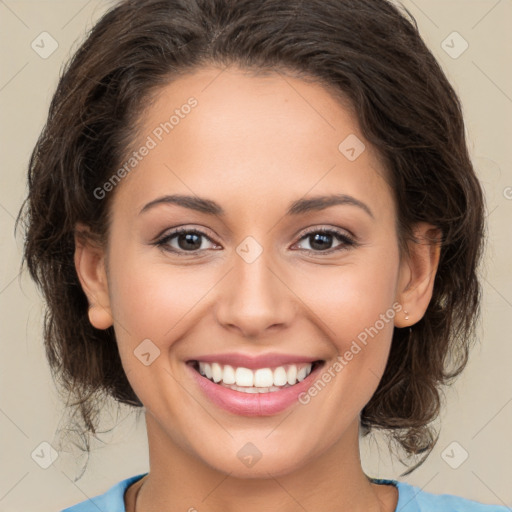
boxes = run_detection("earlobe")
[394,223,441,328]
[74,223,113,330]
[87,304,113,330]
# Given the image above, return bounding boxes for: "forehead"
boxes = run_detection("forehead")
[111,65,394,220]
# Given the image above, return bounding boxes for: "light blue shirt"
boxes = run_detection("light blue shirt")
[60,472,510,511]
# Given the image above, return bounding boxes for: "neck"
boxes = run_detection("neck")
[131,412,394,512]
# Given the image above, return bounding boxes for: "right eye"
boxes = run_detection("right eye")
[154,228,220,254]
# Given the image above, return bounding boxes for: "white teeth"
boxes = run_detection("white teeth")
[235,367,254,387]
[197,361,316,388]
[220,383,285,393]
[273,367,288,386]
[297,366,308,382]
[254,368,273,387]
[286,365,297,385]
[211,362,223,383]
[222,365,236,385]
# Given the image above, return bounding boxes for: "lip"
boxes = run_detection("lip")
[186,359,325,416]
[186,352,320,369]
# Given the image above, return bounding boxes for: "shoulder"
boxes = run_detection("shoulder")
[391,479,510,512]
[59,473,148,512]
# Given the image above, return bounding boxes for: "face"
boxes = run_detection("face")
[76,65,437,479]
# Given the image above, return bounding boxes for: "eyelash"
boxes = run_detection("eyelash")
[153,226,358,256]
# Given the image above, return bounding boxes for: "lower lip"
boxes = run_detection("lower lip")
[186,361,325,416]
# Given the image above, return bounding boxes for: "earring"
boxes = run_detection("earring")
[404,310,409,320]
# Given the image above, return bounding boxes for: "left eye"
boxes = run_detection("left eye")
[293,228,356,253]
[155,228,218,253]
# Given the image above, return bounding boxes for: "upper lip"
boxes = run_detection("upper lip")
[187,352,323,369]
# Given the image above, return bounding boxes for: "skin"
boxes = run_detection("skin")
[75,65,440,512]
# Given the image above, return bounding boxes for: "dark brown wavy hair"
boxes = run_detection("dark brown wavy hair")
[16,0,485,477]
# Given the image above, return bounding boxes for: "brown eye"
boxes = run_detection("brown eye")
[294,228,357,253]
[155,228,218,254]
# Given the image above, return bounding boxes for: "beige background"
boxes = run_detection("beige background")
[1,1,511,511]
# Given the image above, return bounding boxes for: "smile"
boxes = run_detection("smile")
[189,360,323,393]
[186,358,326,416]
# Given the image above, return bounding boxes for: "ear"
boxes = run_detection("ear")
[74,222,113,330]
[394,222,441,328]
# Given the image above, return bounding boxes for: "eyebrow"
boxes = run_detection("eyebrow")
[139,193,374,219]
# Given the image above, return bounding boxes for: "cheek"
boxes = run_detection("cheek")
[295,251,400,340]
[109,263,195,340]
[106,260,208,399]
[107,248,222,355]
[107,227,400,369]
[291,248,401,402]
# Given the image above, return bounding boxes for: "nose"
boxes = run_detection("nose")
[214,248,296,338]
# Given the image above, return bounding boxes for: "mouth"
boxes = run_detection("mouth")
[186,356,327,416]
[186,359,325,394]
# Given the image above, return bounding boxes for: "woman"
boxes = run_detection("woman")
[17,0,508,510]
